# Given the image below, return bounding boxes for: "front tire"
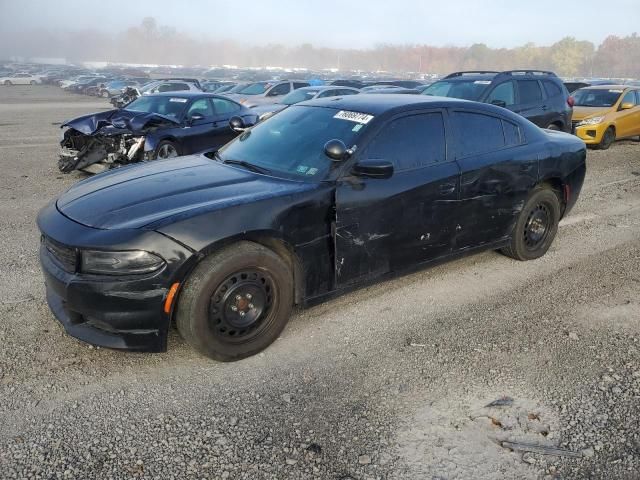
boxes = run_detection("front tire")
[501,187,561,261]
[153,140,180,159]
[597,127,615,150]
[546,123,560,131]
[176,242,294,361]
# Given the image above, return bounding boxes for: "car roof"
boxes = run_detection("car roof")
[579,84,633,90]
[440,73,497,82]
[296,86,354,92]
[302,93,475,115]
[147,92,228,99]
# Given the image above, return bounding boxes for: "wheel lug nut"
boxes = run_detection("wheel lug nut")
[235,295,242,301]
[246,293,252,300]
[248,303,254,309]
[230,305,238,312]
[239,311,245,317]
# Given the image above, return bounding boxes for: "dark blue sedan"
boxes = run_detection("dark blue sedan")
[58,92,257,174]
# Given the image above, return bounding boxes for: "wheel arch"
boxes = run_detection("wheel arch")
[174,231,305,311]
[536,177,567,216]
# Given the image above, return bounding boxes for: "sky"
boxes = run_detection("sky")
[0,0,638,49]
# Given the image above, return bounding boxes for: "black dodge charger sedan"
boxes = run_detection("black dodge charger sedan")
[38,95,586,361]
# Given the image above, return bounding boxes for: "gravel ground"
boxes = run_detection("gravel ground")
[0,85,639,480]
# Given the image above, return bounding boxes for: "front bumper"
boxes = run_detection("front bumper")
[37,202,194,352]
[573,123,607,144]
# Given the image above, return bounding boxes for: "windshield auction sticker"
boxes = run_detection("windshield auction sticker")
[169,98,188,103]
[334,110,374,124]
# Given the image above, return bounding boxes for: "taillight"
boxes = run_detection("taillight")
[567,96,575,107]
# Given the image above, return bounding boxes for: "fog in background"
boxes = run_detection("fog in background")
[1,0,639,76]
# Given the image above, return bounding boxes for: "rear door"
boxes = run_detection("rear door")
[209,97,244,146]
[334,110,460,286]
[513,80,546,127]
[450,109,537,249]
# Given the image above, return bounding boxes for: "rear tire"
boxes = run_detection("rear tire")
[176,242,294,361]
[501,187,561,261]
[4,80,11,86]
[597,127,615,150]
[101,90,110,98]
[546,123,560,131]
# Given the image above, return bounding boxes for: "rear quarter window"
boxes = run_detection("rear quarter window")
[517,80,543,104]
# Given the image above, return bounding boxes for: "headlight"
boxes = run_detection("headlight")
[576,116,604,127]
[80,250,165,275]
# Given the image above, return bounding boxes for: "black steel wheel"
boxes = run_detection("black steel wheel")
[501,187,561,261]
[176,241,293,361]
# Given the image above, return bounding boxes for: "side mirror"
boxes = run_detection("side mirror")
[351,160,394,179]
[229,116,246,132]
[324,139,347,161]
[187,113,204,125]
[491,99,507,108]
[619,102,634,111]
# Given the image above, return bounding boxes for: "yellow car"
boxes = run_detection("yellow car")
[571,85,640,149]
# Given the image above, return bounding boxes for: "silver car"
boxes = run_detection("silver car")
[251,86,360,120]
[227,80,310,107]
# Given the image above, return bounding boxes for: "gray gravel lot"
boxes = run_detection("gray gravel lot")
[0,85,639,479]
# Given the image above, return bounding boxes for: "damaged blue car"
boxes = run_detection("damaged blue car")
[58,92,256,174]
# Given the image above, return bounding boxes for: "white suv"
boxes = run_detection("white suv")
[227,80,310,107]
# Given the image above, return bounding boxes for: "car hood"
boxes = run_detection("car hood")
[56,154,316,230]
[572,106,611,121]
[61,109,180,136]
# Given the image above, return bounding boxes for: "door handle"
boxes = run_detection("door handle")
[439,183,456,195]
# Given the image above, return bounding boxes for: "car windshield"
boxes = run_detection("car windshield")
[238,82,270,95]
[281,89,319,105]
[422,79,491,100]
[572,88,624,107]
[216,105,370,181]
[124,96,188,119]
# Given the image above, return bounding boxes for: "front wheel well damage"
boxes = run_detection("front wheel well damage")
[178,234,305,311]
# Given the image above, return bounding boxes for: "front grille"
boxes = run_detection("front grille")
[43,236,77,272]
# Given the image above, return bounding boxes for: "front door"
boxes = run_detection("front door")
[334,110,460,287]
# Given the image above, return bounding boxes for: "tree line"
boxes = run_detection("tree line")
[2,18,639,78]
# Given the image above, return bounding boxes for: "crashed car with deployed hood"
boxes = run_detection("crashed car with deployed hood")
[39,94,586,361]
[58,92,256,174]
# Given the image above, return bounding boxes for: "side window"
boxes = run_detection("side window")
[186,99,214,118]
[517,80,543,104]
[543,80,562,99]
[452,111,504,157]
[365,113,446,171]
[502,120,522,147]
[339,89,358,96]
[621,90,637,106]
[487,81,515,106]
[635,91,640,104]
[211,98,240,115]
[293,82,309,89]
[269,83,291,96]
